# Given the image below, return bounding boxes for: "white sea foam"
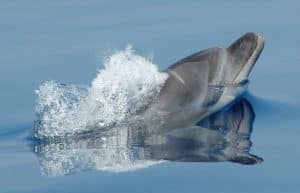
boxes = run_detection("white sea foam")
[34,46,168,139]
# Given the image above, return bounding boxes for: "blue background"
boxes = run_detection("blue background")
[0,0,299,192]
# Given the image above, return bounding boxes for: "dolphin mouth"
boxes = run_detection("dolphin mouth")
[228,32,265,83]
[208,79,249,90]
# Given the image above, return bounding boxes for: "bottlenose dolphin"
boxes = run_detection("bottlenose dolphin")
[32,33,264,176]
[145,32,264,125]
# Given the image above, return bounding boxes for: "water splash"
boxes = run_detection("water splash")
[34,46,168,139]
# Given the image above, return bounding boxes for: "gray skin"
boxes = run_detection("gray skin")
[145,32,264,127]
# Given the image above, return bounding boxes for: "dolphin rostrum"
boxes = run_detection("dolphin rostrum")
[145,32,264,125]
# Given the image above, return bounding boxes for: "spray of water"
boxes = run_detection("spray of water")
[34,46,168,139]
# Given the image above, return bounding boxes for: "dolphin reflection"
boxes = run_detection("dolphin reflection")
[32,98,262,176]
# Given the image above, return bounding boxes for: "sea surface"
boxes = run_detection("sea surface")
[1,0,300,193]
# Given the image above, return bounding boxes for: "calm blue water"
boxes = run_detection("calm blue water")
[1,0,300,193]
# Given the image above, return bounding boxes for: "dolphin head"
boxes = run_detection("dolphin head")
[227,32,264,84]
[145,32,264,114]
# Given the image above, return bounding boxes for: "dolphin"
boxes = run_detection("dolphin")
[145,32,264,125]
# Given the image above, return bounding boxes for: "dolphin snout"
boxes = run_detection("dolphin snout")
[228,32,265,83]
